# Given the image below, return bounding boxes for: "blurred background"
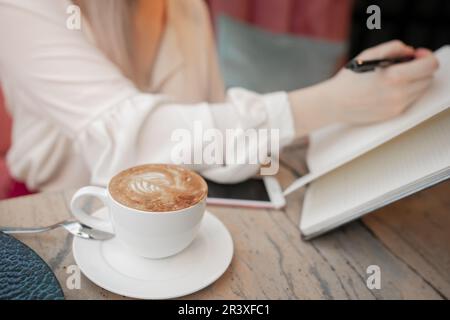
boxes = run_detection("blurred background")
[1,0,450,199]
[206,0,450,92]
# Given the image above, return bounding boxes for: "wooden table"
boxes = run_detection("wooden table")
[0,162,449,299]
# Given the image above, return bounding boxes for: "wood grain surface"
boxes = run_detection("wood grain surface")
[0,160,448,299]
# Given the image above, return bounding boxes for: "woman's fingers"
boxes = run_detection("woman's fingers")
[415,47,434,59]
[357,40,415,60]
[356,41,439,83]
[395,77,434,115]
[385,51,439,82]
[322,41,437,125]
[380,78,432,119]
[405,77,433,101]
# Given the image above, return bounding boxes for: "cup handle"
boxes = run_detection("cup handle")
[70,186,114,233]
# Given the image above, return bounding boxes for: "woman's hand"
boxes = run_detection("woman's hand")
[326,40,439,124]
[289,40,439,137]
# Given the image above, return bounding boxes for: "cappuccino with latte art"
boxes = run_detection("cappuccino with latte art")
[71,163,207,258]
[109,164,208,212]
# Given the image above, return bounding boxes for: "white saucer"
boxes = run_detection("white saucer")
[72,208,233,299]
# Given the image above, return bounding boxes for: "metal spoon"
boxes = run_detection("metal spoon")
[0,220,114,240]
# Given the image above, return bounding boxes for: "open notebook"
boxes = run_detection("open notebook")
[282,46,450,239]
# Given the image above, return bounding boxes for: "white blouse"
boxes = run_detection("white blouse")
[0,0,295,191]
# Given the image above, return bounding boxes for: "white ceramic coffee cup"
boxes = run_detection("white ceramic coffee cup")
[70,185,206,259]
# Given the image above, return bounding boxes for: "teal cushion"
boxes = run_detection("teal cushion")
[217,15,347,93]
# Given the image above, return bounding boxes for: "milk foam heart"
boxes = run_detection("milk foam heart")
[109,164,208,212]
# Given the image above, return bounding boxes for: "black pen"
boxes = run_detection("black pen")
[345,56,415,73]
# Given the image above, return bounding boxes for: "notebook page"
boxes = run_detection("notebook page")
[283,46,450,196]
[307,47,450,177]
[300,108,450,237]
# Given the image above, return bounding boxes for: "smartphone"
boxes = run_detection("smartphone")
[205,177,286,209]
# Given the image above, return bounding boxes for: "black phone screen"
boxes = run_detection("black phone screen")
[205,179,270,202]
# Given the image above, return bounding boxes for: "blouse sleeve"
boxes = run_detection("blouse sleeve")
[0,0,295,190]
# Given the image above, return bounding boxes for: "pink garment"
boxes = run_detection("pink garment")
[0,87,11,156]
[0,157,32,200]
[0,87,32,199]
[207,0,353,41]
